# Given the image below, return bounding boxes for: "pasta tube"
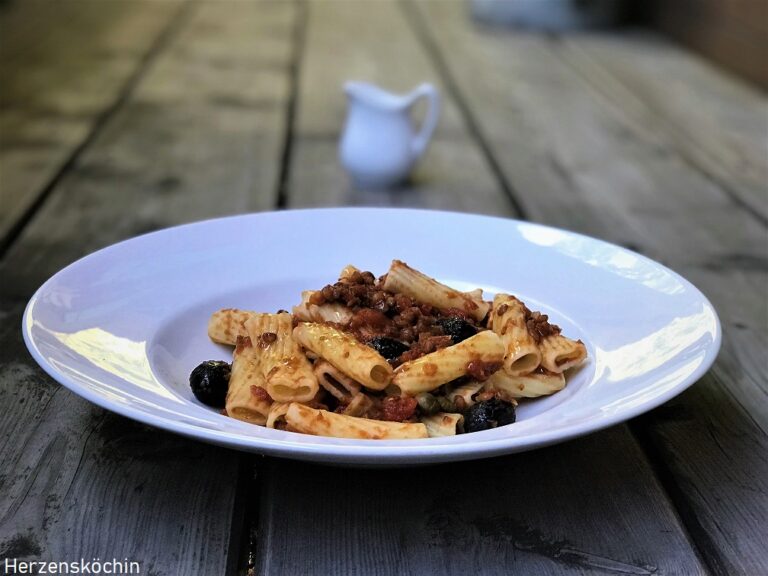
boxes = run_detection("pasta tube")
[446,379,485,409]
[539,334,587,373]
[284,403,428,439]
[208,308,256,345]
[382,260,490,322]
[421,413,464,437]
[245,313,319,403]
[342,393,374,417]
[226,336,271,424]
[393,331,504,395]
[293,322,392,390]
[483,369,566,398]
[266,402,291,429]
[491,294,541,376]
[313,359,361,401]
[292,290,353,324]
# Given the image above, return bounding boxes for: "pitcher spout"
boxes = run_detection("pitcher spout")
[343,81,414,110]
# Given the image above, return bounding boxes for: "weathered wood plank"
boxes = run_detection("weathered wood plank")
[0,1,295,572]
[257,427,704,576]
[258,2,707,574]
[413,1,768,573]
[0,0,183,249]
[560,30,768,224]
[412,0,768,425]
[287,0,514,215]
[634,383,768,576]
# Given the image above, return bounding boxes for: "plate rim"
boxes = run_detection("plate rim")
[22,207,722,464]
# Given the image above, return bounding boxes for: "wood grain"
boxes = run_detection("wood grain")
[257,427,705,576]
[257,1,707,574]
[560,31,768,225]
[413,1,768,573]
[635,383,768,576]
[0,1,295,572]
[413,0,768,423]
[2,1,765,573]
[0,0,183,250]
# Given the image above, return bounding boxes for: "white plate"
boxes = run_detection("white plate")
[23,208,720,465]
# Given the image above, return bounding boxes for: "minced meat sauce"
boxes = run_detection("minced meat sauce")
[495,297,561,343]
[290,269,546,424]
[307,269,483,368]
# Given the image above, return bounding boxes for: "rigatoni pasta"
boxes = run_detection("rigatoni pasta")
[382,260,491,322]
[446,379,486,410]
[244,312,319,403]
[208,308,256,345]
[189,260,587,439]
[490,294,541,376]
[292,290,353,324]
[483,368,566,398]
[284,403,429,439]
[539,333,588,373]
[421,413,464,437]
[293,322,392,391]
[313,359,361,401]
[266,402,291,429]
[225,336,271,425]
[392,331,504,395]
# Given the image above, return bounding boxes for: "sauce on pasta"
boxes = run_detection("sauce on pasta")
[192,260,587,439]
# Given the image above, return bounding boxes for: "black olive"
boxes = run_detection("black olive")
[464,398,516,433]
[366,336,409,361]
[190,360,231,408]
[436,316,477,344]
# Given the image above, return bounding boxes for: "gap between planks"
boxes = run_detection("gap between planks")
[407,1,742,573]
[400,0,528,219]
[541,29,766,576]
[553,33,768,229]
[246,0,307,570]
[275,0,308,210]
[628,416,734,576]
[549,28,760,574]
[1,1,297,572]
[0,0,195,259]
[250,5,700,573]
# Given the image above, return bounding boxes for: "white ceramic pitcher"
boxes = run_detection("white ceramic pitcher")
[339,82,440,189]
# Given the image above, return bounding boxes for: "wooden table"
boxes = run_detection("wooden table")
[2,1,766,574]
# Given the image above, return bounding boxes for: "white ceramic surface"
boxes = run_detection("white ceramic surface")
[339,82,440,188]
[23,208,720,465]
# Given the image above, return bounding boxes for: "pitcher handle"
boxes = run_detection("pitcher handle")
[411,83,441,158]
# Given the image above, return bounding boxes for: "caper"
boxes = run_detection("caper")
[416,392,440,415]
[437,395,456,413]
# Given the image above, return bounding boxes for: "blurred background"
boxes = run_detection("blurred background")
[1,2,767,574]
[1,0,766,235]
[471,0,767,89]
